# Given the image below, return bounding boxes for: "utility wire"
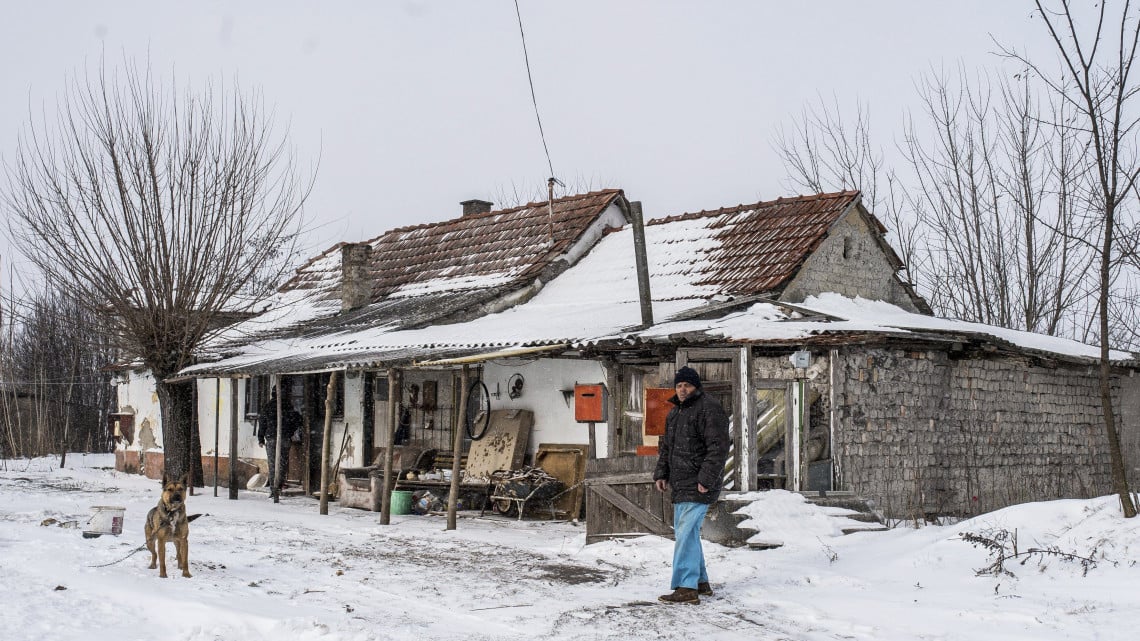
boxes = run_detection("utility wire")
[514,0,556,179]
[1,379,113,386]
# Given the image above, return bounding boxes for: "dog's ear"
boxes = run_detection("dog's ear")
[181,472,190,487]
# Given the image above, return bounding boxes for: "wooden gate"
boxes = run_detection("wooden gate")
[585,456,673,543]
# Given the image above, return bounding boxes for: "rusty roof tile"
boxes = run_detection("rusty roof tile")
[649,190,860,296]
[281,189,626,301]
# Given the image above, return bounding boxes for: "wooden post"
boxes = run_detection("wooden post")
[273,374,283,503]
[446,365,470,530]
[629,201,654,329]
[228,377,239,500]
[380,369,399,525]
[588,422,597,460]
[319,372,338,515]
[213,378,220,497]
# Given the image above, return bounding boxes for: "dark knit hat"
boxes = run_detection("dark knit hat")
[673,366,702,388]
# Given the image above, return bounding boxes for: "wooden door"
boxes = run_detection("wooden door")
[608,363,671,457]
[676,348,745,490]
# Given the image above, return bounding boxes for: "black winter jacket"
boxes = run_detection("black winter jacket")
[653,389,730,505]
[257,399,302,442]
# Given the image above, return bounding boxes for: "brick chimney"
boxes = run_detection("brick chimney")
[341,243,373,311]
[461,199,493,216]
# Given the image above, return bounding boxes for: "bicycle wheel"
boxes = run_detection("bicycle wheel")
[465,380,491,440]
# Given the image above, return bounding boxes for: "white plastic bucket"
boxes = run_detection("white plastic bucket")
[87,506,125,535]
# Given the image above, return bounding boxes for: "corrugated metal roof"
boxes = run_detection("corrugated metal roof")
[185,346,485,377]
[647,190,860,295]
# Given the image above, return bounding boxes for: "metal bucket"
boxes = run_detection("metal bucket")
[390,490,413,515]
[86,506,125,536]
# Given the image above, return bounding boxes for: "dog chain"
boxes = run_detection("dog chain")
[88,544,148,568]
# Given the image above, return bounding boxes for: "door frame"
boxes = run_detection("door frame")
[675,347,752,491]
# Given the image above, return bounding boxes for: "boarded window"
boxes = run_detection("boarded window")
[244,376,268,419]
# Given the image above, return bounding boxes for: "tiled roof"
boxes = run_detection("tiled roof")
[281,189,627,302]
[648,190,861,295]
[197,190,627,358]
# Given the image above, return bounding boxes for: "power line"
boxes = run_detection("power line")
[1,380,112,387]
[514,0,556,179]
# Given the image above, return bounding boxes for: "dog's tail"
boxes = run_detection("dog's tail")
[187,513,205,523]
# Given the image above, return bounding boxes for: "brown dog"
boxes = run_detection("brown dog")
[144,473,192,578]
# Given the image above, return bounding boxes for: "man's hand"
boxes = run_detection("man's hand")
[655,479,667,493]
[258,438,265,447]
[697,483,708,493]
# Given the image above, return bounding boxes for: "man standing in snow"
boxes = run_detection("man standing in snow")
[653,366,730,605]
[257,387,301,500]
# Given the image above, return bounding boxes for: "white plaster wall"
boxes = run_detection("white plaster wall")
[336,374,364,468]
[116,370,162,453]
[482,358,609,458]
[196,378,262,460]
[194,376,362,468]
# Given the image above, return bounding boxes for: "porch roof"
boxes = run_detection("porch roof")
[608,293,1138,366]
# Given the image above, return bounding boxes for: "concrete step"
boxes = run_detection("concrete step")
[799,490,885,533]
[841,525,889,535]
[702,498,757,548]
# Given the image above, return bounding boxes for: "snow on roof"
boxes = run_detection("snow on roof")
[195,191,628,355]
[649,190,862,295]
[184,191,1134,376]
[279,189,627,302]
[627,293,1134,363]
[184,216,712,374]
[800,294,1135,362]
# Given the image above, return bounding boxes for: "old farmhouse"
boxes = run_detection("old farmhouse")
[113,189,1140,528]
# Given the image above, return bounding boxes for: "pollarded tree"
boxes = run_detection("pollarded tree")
[2,62,310,481]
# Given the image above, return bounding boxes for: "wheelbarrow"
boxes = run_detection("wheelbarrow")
[487,466,565,520]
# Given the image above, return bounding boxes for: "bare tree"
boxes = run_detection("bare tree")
[0,289,117,459]
[901,68,1097,335]
[775,73,1097,342]
[2,62,309,480]
[774,97,922,285]
[1005,0,1140,517]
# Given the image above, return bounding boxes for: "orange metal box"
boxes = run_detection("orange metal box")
[573,384,607,423]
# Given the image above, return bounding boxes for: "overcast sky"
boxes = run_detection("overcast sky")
[0,1,1074,282]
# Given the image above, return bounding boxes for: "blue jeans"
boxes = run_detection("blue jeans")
[671,501,710,589]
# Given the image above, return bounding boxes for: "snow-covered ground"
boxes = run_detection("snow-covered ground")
[1,455,1137,641]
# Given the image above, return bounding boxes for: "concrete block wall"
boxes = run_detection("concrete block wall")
[833,348,1123,519]
[780,209,921,312]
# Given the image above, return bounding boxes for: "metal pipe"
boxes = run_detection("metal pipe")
[547,177,556,245]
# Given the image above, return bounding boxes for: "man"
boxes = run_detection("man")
[257,388,289,500]
[653,366,730,605]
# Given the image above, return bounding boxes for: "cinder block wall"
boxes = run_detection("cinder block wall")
[779,210,921,312]
[833,348,1123,519]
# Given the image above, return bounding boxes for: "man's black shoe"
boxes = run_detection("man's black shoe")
[697,582,714,596]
